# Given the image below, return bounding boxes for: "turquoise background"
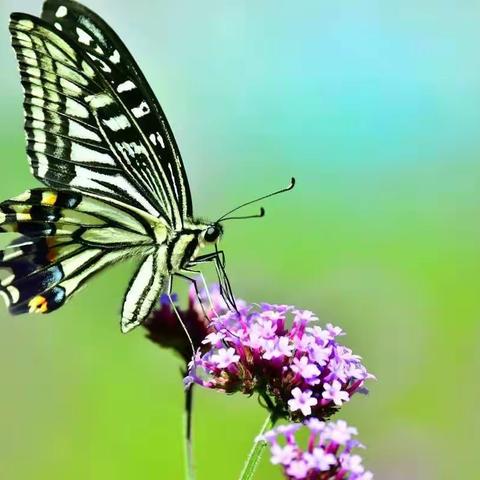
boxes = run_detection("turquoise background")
[0,1,478,478]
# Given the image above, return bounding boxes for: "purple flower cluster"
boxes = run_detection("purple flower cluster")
[259,419,373,480]
[186,303,373,421]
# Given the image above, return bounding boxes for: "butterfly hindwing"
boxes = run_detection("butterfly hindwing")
[0,189,156,319]
[121,248,168,333]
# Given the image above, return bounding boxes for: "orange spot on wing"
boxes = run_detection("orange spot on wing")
[46,237,57,262]
[28,295,48,314]
[42,192,58,206]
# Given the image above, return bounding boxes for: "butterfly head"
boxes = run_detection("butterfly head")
[202,222,223,244]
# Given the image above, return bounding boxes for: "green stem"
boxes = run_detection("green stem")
[238,414,276,480]
[184,385,195,480]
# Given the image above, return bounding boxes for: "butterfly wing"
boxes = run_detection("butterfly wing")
[10,11,190,228]
[121,247,168,333]
[41,0,193,224]
[0,189,161,324]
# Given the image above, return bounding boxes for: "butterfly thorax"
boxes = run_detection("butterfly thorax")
[154,219,222,273]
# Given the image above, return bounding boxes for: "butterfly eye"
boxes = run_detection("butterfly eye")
[204,225,221,243]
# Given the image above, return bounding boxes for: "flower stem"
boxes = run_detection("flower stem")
[184,385,195,480]
[238,414,275,480]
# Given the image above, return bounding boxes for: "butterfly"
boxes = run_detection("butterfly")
[0,0,294,333]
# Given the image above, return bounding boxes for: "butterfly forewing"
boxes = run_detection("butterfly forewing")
[10,14,180,223]
[41,0,193,225]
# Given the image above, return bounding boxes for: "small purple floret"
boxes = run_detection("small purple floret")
[288,388,318,417]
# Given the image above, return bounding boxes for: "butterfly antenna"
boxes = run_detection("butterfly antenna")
[220,207,265,222]
[217,177,295,222]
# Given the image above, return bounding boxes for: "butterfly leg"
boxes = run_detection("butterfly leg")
[217,249,226,269]
[175,270,211,320]
[194,251,235,310]
[211,250,236,311]
[190,250,237,312]
[166,275,195,356]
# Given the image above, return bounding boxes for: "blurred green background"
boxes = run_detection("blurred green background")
[0,0,478,478]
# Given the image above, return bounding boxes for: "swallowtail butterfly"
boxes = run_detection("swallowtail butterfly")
[0,0,294,333]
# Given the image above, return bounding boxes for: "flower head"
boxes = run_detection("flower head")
[187,303,373,421]
[259,419,373,479]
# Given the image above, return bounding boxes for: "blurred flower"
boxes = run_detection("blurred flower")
[259,419,373,480]
[143,284,229,363]
[186,303,373,421]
